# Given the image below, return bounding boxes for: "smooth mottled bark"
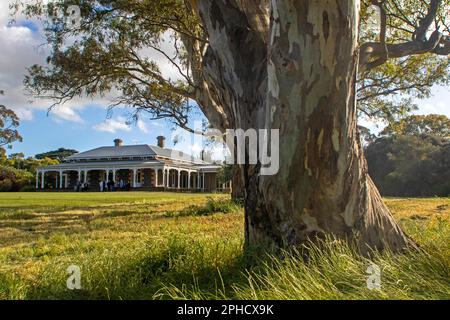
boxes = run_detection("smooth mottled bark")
[193,0,412,254]
[231,166,245,201]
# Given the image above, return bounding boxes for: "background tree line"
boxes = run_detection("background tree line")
[0,151,79,192]
[11,0,450,250]
[0,153,61,192]
[365,114,450,197]
[0,94,77,191]
[2,93,450,196]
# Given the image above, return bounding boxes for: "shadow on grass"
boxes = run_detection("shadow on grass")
[163,198,241,218]
[0,203,133,215]
[5,231,450,300]
[0,208,158,248]
[2,197,449,300]
[19,237,272,300]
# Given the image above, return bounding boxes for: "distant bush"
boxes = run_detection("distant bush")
[0,166,33,192]
[0,178,12,192]
[366,134,450,197]
[19,185,36,192]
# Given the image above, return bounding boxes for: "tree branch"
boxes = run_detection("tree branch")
[360,0,446,73]
[414,0,441,41]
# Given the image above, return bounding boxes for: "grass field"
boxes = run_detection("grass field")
[0,192,448,300]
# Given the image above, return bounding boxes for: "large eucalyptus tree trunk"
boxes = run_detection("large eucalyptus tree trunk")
[193,0,411,254]
[231,166,244,201]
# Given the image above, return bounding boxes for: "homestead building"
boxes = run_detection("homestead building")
[36,137,229,192]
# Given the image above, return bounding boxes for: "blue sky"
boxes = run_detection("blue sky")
[0,2,448,158]
[9,107,170,156]
[9,102,209,157]
[0,3,209,158]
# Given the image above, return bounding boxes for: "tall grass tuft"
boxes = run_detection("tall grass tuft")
[164,197,241,217]
[0,193,448,300]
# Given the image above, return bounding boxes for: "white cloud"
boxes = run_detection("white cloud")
[0,1,50,118]
[190,142,203,153]
[415,103,445,114]
[0,1,114,123]
[50,104,83,123]
[136,119,149,133]
[93,117,131,133]
[0,2,186,125]
[358,116,386,135]
[139,31,187,82]
[1,0,448,131]
[414,87,450,118]
[416,102,448,116]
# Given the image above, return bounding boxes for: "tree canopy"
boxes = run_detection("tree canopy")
[0,152,60,192]
[0,90,22,155]
[358,1,449,122]
[381,114,450,138]
[35,148,79,161]
[366,134,450,196]
[10,0,450,251]
[12,0,450,130]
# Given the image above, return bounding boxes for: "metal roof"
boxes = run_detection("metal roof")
[39,160,163,171]
[66,145,155,159]
[39,159,221,172]
[66,144,209,165]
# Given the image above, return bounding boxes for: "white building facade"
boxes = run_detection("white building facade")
[37,137,230,192]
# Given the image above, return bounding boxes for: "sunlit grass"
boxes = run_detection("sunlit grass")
[0,192,448,300]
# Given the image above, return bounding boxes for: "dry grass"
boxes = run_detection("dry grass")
[0,192,448,300]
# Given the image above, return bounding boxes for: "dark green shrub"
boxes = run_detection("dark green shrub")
[0,166,33,192]
[19,185,36,192]
[166,197,242,217]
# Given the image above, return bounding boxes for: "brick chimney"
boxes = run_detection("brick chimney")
[114,138,123,147]
[157,136,166,148]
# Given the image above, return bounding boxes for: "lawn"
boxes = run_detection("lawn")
[0,192,448,300]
